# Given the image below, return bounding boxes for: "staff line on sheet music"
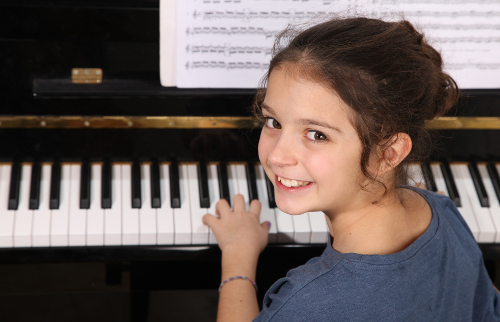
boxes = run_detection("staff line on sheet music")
[185,61,270,70]
[447,63,500,70]
[203,0,499,3]
[192,10,335,20]
[186,44,273,56]
[435,37,500,43]
[204,0,335,4]
[192,9,500,21]
[186,27,281,38]
[376,0,500,4]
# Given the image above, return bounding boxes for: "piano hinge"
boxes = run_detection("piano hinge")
[0,116,498,129]
[71,68,102,84]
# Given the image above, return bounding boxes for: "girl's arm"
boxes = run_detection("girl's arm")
[203,194,270,322]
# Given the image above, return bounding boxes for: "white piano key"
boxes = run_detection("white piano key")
[32,164,52,247]
[275,208,295,244]
[227,164,239,204]
[174,164,192,244]
[408,163,425,187]
[292,212,311,244]
[87,163,104,246]
[158,164,174,245]
[68,164,86,246]
[478,164,500,243]
[0,164,15,247]
[187,164,209,245]
[51,164,71,246]
[104,164,122,246]
[207,163,221,245]
[121,163,139,245]
[459,164,495,243]
[13,164,33,247]
[450,164,480,241]
[430,163,449,196]
[235,164,250,207]
[139,163,157,245]
[255,165,277,244]
[308,211,329,244]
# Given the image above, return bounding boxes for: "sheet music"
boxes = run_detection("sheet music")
[167,0,500,89]
[160,0,177,87]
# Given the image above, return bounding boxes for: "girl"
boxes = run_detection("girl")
[203,17,500,321]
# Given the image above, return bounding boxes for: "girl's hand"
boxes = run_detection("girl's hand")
[202,194,270,258]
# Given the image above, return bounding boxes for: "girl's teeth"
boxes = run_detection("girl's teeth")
[278,176,310,188]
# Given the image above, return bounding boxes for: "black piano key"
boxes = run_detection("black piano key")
[197,160,210,208]
[421,163,437,192]
[440,161,461,207]
[8,161,21,210]
[101,159,112,209]
[150,159,161,208]
[265,176,277,208]
[49,161,61,210]
[245,161,259,201]
[468,162,489,208]
[486,162,500,204]
[169,161,181,208]
[131,160,141,209]
[217,162,230,206]
[29,160,41,210]
[80,159,91,209]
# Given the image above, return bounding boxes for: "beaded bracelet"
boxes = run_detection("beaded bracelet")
[218,276,258,293]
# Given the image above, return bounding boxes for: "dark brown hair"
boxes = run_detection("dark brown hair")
[253,17,459,192]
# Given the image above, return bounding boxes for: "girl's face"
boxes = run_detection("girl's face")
[258,66,375,217]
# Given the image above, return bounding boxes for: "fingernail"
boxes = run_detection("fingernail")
[266,221,271,229]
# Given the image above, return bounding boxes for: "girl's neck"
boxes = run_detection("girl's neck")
[325,187,432,255]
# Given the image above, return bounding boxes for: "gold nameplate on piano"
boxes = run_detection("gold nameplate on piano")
[71,68,102,84]
[0,116,499,129]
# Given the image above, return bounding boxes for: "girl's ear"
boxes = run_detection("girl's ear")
[377,133,412,175]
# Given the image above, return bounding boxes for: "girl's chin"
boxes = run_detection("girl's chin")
[274,200,311,216]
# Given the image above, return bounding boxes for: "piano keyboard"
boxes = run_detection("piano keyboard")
[0,161,330,248]
[407,161,500,243]
[2,160,499,248]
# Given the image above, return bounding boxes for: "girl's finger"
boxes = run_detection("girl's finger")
[215,198,231,217]
[232,194,246,212]
[202,213,219,228]
[248,199,262,217]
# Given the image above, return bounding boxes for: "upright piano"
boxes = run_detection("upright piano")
[2,0,500,319]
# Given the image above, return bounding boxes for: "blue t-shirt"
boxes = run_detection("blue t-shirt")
[255,188,500,321]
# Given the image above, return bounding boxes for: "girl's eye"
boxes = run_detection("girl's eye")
[265,118,281,129]
[306,130,328,141]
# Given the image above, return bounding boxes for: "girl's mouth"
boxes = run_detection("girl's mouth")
[277,176,312,188]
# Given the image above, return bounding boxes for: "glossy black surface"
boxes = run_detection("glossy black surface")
[80,159,91,209]
[2,1,500,292]
[8,161,21,210]
[29,160,41,209]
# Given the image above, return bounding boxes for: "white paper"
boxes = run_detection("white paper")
[168,0,500,89]
[160,0,177,87]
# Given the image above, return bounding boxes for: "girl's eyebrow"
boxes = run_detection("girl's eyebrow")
[298,118,343,134]
[261,102,275,115]
[262,102,343,134]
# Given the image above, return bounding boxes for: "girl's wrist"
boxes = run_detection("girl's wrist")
[221,248,259,281]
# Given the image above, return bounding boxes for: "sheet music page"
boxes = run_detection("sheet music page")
[160,0,177,87]
[173,0,500,89]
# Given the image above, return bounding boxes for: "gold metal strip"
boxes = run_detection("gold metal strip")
[0,116,499,129]
[425,117,500,130]
[0,116,260,129]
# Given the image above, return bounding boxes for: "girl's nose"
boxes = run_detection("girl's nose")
[268,133,298,168]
